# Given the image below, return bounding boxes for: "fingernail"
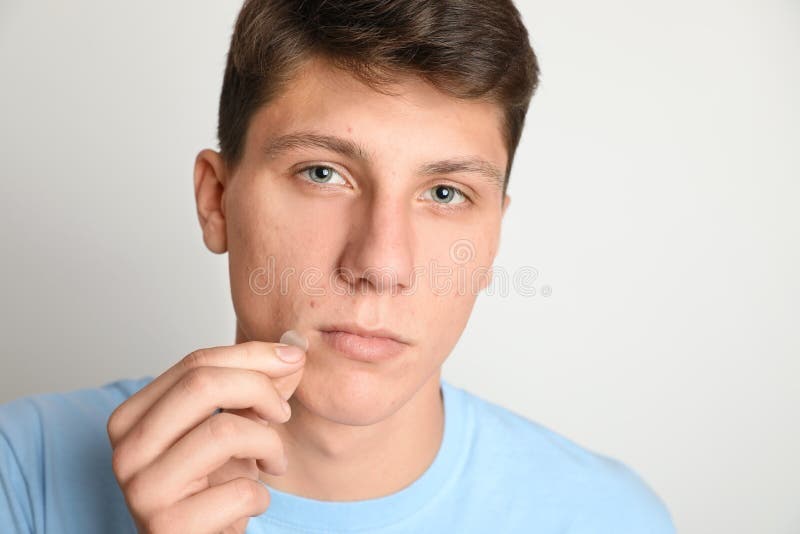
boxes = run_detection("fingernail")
[281,399,291,417]
[279,329,309,351]
[275,344,304,363]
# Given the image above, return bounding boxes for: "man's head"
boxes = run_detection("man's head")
[194,0,539,427]
[218,0,538,197]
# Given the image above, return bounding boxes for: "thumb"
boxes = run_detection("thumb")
[272,330,308,401]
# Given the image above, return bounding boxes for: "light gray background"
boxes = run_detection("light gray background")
[1,1,798,533]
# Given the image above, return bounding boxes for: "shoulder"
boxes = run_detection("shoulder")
[0,375,154,446]
[0,375,155,467]
[0,377,154,532]
[562,454,676,533]
[443,381,676,533]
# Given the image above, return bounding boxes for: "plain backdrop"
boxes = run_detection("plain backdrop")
[1,1,798,533]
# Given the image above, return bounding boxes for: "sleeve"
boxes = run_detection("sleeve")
[0,431,34,533]
[566,457,677,534]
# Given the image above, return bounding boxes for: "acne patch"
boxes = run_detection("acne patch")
[279,329,309,351]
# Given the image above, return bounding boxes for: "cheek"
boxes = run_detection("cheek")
[425,286,478,353]
[225,186,351,336]
[223,192,296,330]
[228,180,340,271]
[412,230,497,349]
[418,226,497,297]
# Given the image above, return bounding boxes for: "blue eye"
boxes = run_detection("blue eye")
[424,185,467,205]
[299,165,347,185]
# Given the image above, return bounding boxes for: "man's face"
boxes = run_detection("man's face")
[200,56,510,425]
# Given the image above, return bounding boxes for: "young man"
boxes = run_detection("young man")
[0,1,675,532]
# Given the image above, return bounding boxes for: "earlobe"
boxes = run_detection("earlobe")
[193,149,228,254]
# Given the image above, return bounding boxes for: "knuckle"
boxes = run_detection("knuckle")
[110,444,128,479]
[180,366,215,397]
[124,472,149,511]
[143,510,172,534]
[106,405,124,444]
[111,424,151,483]
[241,341,260,359]
[232,477,257,502]
[181,348,209,371]
[207,412,240,441]
[231,477,268,511]
[225,517,250,534]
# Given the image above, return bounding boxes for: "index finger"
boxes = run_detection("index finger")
[107,340,305,446]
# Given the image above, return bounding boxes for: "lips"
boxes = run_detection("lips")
[318,323,409,362]
[320,322,407,343]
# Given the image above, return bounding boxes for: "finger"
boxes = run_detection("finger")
[144,477,269,534]
[127,412,286,513]
[270,364,305,407]
[223,407,274,430]
[225,516,251,534]
[113,367,292,484]
[107,341,305,446]
[223,408,281,473]
[207,456,257,488]
[206,453,259,533]
[273,329,309,403]
[210,408,264,483]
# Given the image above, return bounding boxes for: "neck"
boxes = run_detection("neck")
[236,324,445,501]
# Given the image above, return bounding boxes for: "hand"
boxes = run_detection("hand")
[106,339,306,533]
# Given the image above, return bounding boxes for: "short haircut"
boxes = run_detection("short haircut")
[218,0,540,195]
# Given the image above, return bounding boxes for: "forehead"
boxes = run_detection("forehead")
[245,56,508,174]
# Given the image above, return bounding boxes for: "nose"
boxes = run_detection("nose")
[336,192,415,294]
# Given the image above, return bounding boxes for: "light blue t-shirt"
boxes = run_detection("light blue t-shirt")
[0,376,675,533]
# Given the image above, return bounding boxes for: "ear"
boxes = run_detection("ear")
[193,149,228,254]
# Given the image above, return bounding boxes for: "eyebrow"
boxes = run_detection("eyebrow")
[262,130,506,192]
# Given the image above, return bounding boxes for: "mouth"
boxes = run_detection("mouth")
[318,323,409,362]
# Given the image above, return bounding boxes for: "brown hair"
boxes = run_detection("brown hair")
[218,0,540,195]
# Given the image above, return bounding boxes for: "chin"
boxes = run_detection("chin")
[292,363,412,426]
